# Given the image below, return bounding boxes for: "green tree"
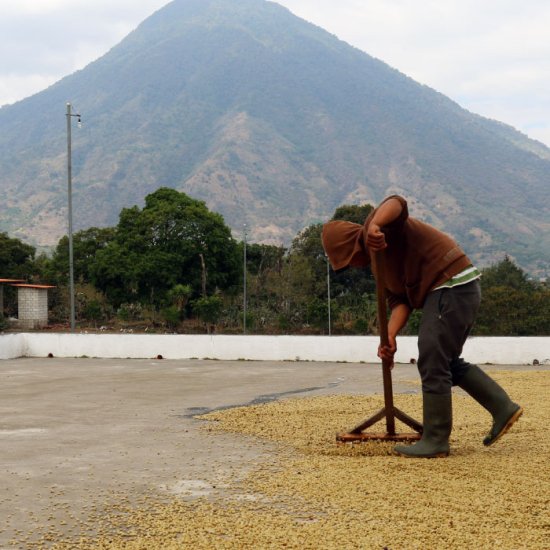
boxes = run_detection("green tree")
[480,255,534,292]
[288,223,327,298]
[82,299,105,327]
[192,295,223,332]
[0,232,36,279]
[241,243,286,334]
[91,188,240,308]
[91,242,141,307]
[167,284,192,319]
[245,243,286,277]
[475,257,550,335]
[331,203,374,225]
[0,233,36,317]
[161,306,181,330]
[47,227,116,285]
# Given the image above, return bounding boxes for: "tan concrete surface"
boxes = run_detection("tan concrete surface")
[0,358,545,548]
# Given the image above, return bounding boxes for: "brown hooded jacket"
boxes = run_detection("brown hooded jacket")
[321,196,472,309]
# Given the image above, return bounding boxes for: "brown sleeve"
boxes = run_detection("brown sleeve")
[382,195,409,228]
[386,289,410,310]
[364,195,409,230]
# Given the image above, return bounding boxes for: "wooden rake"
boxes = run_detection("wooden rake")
[337,250,423,443]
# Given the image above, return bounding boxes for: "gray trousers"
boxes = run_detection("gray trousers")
[417,280,481,395]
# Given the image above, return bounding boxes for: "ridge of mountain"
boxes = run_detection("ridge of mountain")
[0,0,549,276]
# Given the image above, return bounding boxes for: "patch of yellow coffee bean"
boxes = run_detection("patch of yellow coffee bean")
[48,371,548,549]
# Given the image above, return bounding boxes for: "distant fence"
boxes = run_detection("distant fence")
[1,333,548,365]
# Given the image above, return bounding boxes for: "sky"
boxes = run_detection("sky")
[1,0,549,147]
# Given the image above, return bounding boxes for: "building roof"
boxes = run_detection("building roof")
[11,284,56,289]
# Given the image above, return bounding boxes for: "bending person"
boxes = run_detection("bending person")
[322,195,523,458]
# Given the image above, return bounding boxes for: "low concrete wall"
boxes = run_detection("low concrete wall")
[0,333,26,360]
[1,333,548,365]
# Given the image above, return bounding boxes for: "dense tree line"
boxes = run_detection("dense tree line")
[1,189,549,335]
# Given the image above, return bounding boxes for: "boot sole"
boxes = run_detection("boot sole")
[484,406,523,447]
[393,449,449,459]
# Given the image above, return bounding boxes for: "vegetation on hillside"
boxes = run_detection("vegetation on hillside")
[0,0,549,277]
[1,190,548,336]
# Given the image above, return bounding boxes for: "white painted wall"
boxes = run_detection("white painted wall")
[0,333,548,364]
[0,333,26,360]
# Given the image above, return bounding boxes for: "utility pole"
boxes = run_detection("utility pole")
[243,224,247,334]
[66,102,81,333]
[327,255,331,335]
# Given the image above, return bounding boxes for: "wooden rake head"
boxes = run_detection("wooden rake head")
[335,250,422,445]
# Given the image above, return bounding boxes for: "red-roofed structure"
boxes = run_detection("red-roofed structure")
[1,281,56,329]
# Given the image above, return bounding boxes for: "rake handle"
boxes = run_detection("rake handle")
[370,249,396,434]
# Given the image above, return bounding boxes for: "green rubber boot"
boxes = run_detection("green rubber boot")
[458,365,522,446]
[394,393,452,458]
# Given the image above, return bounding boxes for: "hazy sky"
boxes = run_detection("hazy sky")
[1,0,549,147]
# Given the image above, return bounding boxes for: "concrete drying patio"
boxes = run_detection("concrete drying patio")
[0,358,547,548]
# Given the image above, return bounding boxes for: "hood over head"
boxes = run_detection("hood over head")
[321,220,370,271]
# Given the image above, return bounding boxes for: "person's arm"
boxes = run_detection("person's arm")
[378,303,411,366]
[368,197,409,365]
[366,197,403,251]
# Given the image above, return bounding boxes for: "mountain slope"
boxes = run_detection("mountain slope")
[0,0,549,275]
